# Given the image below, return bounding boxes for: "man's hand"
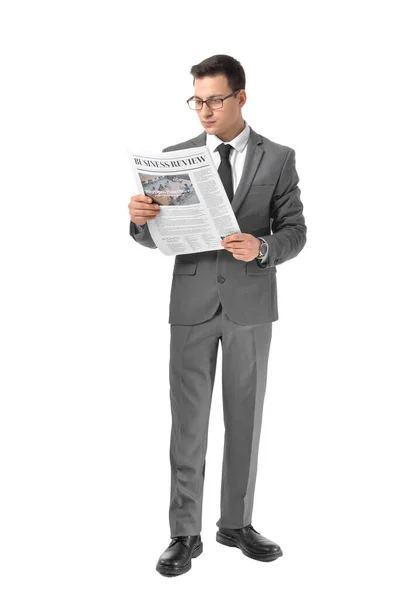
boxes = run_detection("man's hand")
[128,194,160,226]
[221,233,261,262]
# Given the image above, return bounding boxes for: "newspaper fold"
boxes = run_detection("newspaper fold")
[127,146,241,256]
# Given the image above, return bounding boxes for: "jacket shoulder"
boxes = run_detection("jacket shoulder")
[256,131,294,158]
[162,132,204,153]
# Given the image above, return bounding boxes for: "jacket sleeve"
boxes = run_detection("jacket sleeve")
[129,220,157,249]
[263,148,307,266]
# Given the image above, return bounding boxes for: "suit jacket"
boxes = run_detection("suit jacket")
[130,125,307,326]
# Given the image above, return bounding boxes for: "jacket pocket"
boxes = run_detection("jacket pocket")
[247,183,275,194]
[173,262,198,275]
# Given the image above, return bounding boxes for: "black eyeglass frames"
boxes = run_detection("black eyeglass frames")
[187,90,240,110]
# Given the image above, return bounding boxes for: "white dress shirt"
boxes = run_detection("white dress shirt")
[206,120,250,193]
[134,120,269,263]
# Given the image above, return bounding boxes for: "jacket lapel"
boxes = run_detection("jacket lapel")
[190,126,264,214]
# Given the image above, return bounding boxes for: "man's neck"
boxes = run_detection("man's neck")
[217,119,246,143]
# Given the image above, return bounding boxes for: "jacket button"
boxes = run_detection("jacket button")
[217,276,225,283]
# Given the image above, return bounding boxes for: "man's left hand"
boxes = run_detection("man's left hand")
[221,234,261,262]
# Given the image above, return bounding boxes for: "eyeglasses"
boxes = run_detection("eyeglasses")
[186,90,240,111]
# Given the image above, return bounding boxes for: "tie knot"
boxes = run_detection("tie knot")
[216,143,233,159]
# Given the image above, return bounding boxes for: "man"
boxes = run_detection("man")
[128,54,307,577]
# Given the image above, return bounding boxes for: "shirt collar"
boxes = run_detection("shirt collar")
[206,120,250,154]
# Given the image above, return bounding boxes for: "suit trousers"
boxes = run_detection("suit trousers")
[168,302,273,537]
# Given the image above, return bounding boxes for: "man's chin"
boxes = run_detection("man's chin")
[202,121,218,133]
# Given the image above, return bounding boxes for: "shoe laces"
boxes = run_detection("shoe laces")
[170,535,191,549]
[247,524,260,535]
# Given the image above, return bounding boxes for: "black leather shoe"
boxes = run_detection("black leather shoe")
[216,524,282,562]
[156,535,203,577]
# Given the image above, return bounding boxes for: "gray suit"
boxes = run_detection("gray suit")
[130,125,306,536]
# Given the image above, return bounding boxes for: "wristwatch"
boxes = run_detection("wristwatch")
[256,237,268,261]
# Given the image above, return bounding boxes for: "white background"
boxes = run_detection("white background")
[1,1,399,598]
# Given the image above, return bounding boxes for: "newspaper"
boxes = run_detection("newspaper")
[127,146,241,256]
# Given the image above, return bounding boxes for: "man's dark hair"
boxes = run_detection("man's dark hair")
[190,54,246,91]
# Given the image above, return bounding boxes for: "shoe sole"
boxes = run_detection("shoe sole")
[216,532,283,562]
[156,542,203,577]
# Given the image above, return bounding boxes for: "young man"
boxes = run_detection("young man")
[128,54,307,577]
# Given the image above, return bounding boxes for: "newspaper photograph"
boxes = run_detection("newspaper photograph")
[127,146,241,256]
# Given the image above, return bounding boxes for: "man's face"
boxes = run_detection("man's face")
[191,74,246,139]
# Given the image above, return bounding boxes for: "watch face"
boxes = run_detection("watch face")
[260,242,267,256]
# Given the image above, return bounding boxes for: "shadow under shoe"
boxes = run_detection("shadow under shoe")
[156,535,203,577]
[216,524,282,562]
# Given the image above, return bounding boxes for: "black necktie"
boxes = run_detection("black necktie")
[216,143,234,202]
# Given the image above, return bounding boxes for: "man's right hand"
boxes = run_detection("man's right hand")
[128,194,160,226]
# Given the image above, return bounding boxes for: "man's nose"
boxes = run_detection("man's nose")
[200,103,213,117]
